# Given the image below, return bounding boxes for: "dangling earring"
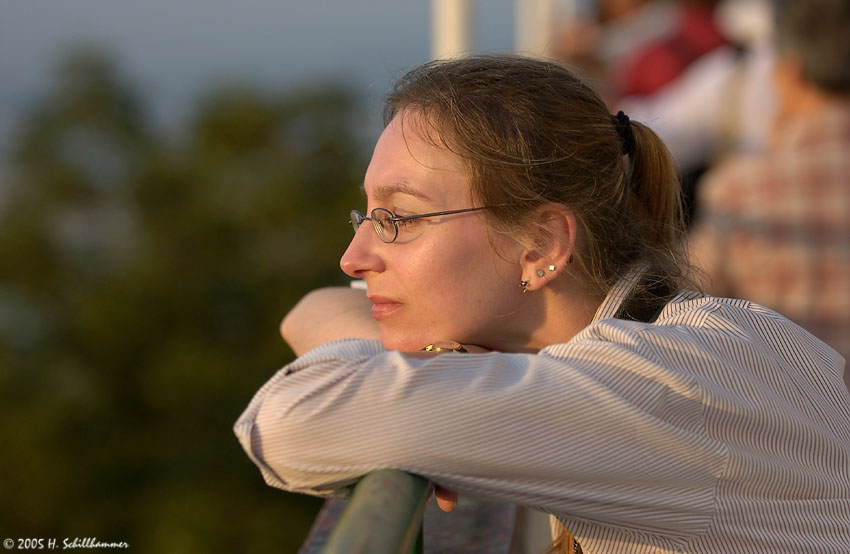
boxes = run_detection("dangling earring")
[520,280,529,293]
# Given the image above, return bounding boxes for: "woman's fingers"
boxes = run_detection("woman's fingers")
[435,485,458,512]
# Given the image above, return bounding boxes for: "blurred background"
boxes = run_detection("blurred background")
[0,1,536,552]
[0,0,784,553]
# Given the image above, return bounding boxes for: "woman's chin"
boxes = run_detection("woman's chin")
[379,331,427,352]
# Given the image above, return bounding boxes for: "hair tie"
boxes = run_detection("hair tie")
[611,111,636,157]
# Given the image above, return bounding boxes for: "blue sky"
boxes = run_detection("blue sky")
[0,0,520,161]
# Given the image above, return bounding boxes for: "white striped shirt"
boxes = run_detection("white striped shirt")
[234,273,850,553]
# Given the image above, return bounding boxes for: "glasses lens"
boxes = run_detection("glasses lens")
[371,208,397,243]
[350,210,365,234]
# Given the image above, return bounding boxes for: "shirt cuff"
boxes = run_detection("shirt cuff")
[233,337,386,492]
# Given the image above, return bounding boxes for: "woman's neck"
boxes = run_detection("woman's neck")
[492,286,603,353]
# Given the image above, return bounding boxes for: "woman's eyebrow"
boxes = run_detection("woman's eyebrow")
[360,181,432,202]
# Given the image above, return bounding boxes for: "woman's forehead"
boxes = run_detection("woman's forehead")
[363,113,469,204]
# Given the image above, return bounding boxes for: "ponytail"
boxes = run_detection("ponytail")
[628,120,685,251]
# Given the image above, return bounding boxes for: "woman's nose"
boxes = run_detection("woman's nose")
[340,224,386,278]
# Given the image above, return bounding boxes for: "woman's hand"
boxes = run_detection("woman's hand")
[435,485,459,512]
[280,287,380,356]
[283,289,480,513]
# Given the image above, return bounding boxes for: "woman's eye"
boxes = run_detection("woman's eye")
[396,218,420,228]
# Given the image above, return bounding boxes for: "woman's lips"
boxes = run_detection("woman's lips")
[369,296,403,320]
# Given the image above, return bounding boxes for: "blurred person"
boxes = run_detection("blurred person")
[553,0,727,103]
[552,0,679,98]
[615,0,728,99]
[690,0,850,393]
[619,0,777,221]
[236,55,850,553]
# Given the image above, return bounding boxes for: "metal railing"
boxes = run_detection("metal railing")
[319,470,431,554]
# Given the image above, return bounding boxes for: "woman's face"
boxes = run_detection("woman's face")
[340,111,526,350]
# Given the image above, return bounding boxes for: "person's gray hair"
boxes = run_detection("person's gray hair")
[775,0,850,93]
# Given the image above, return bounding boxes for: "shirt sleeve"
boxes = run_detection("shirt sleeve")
[233,328,728,539]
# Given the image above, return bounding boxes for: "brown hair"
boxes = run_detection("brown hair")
[384,54,691,304]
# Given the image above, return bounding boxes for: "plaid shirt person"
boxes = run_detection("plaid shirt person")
[690,104,850,391]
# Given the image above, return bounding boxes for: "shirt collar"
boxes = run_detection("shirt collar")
[591,264,648,323]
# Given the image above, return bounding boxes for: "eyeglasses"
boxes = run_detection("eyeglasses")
[349,206,491,243]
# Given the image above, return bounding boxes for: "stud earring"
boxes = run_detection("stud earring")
[520,280,529,293]
[536,269,545,277]
[548,264,556,271]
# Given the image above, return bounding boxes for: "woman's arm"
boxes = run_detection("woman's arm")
[280,286,380,356]
[235,328,727,538]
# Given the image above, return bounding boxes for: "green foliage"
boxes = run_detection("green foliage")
[0,47,369,552]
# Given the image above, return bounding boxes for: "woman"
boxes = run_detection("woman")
[235,55,850,553]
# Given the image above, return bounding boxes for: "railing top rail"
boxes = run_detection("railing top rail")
[319,470,431,554]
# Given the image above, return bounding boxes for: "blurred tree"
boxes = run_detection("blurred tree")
[0,45,367,553]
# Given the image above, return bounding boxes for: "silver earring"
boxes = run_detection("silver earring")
[536,269,545,277]
[520,280,529,293]
[548,265,556,271]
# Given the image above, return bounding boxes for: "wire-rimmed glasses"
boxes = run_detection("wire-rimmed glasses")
[349,206,491,243]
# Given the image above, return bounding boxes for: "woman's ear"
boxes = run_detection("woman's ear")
[518,204,578,292]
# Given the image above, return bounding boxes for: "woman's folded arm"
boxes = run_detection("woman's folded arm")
[234,332,726,539]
